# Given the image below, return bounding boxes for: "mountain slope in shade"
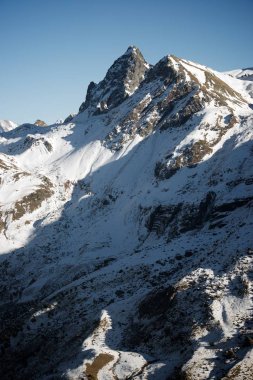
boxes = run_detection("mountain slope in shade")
[0,47,253,380]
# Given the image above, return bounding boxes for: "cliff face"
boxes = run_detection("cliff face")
[0,47,253,380]
[79,46,149,113]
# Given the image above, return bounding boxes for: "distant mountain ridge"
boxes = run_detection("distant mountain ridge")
[227,67,253,81]
[0,47,253,380]
[226,67,253,98]
[0,119,17,133]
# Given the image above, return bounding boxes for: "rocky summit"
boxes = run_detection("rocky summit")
[0,46,253,380]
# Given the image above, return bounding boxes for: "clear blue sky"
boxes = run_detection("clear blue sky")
[0,0,252,125]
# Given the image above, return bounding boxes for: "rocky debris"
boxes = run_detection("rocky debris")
[203,71,244,107]
[101,53,246,152]
[0,176,54,228]
[146,193,253,239]
[12,177,54,220]
[221,349,253,379]
[0,212,5,233]
[124,278,210,362]
[226,176,253,189]
[0,154,19,171]
[155,113,240,180]
[159,91,204,130]
[24,136,52,152]
[34,119,47,127]
[155,140,213,179]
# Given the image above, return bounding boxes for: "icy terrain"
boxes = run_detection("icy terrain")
[0,47,253,379]
[226,67,253,98]
[0,120,18,133]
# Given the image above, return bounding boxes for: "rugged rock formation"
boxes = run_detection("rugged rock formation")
[79,46,149,114]
[34,119,47,127]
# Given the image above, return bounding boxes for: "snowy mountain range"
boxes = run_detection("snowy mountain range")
[226,67,253,98]
[0,120,18,133]
[227,67,253,82]
[0,46,253,380]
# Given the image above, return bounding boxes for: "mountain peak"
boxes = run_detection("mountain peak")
[123,45,142,57]
[79,46,148,113]
[124,45,138,54]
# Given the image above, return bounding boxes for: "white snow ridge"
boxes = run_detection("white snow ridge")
[0,119,18,133]
[0,47,253,380]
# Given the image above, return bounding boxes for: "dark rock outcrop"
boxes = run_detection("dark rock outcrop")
[79,46,149,114]
[64,113,77,124]
[146,192,217,239]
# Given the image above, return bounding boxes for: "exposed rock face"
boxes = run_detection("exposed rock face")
[79,46,149,113]
[24,136,53,152]
[155,140,214,179]
[0,154,54,232]
[146,192,253,242]
[11,176,54,221]
[34,119,47,127]
[63,113,77,124]
[95,53,247,153]
[146,192,217,238]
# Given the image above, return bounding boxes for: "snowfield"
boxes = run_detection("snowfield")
[0,47,253,380]
[0,119,18,133]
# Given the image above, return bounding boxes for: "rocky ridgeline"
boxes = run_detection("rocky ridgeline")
[78,48,247,160]
[79,46,149,114]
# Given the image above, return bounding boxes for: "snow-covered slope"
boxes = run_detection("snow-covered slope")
[0,119,18,133]
[0,47,253,380]
[227,67,253,82]
[226,67,253,99]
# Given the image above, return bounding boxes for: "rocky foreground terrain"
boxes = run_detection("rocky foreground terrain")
[0,47,253,379]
